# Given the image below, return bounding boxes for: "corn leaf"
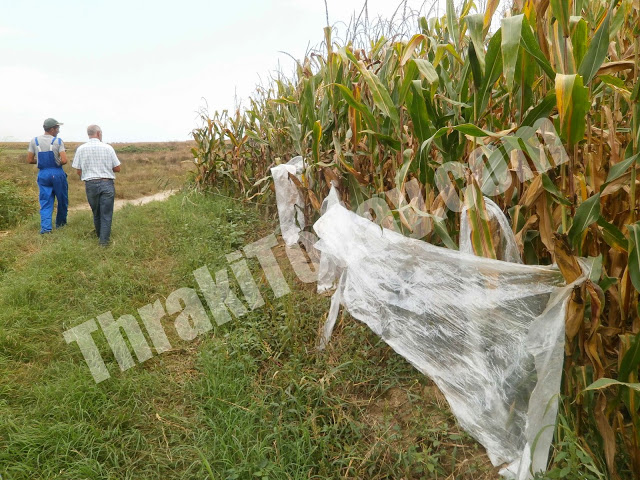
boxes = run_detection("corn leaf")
[419,123,499,155]
[468,43,483,90]
[542,173,572,206]
[599,275,618,292]
[568,193,601,247]
[554,232,584,283]
[466,13,486,71]
[501,15,524,93]
[356,61,400,130]
[627,222,640,293]
[360,130,401,151]
[476,28,502,115]
[597,217,629,252]
[520,16,556,81]
[312,120,322,164]
[578,9,611,85]
[465,182,497,259]
[602,152,639,187]
[584,378,640,393]
[400,34,426,66]
[412,59,439,84]
[550,0,571,37]
[399,60,419,106]
[434,43,465,67]
[300,78,316,132]
[446,0,459,45]
[570,17,588,69]
[483,0,500,32]
[411,209,458,250]
[408,81,432,143]
[521,92,557,127]
[598,74,626,89]
[618,333,640,382]
[556,73,590,146]
[334,83,376,130]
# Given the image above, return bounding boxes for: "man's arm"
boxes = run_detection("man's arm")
[71,147,82,174]
[110,146,121,173]
[59,151,68,165]
[27,152,36,164]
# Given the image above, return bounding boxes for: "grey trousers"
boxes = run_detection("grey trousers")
[85,179,115,246]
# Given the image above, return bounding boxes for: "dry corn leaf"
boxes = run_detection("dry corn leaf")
[515,214,539,255]
[608,247,629,279]
[287,172,304,190]
[595,393,620,480]
[519,174,544,208]
[620,267,633,321]
[536,194,555,254]
[586,332,605,380]
[322,167,340,188]
[601,173,634,197]
[308,190,322,212]
[552,203,563,227]
[566,284,586,342]
[553,232,583,283]
[597,60,636,76]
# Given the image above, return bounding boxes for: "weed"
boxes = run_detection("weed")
[0,180,34,229]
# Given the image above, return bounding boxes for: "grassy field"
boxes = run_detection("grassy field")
[0,145,607,479]
[0,146,504,479]
[0,141,196,218]
[0,192,497,479]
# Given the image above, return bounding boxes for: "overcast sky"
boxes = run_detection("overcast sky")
[1,0,464,143]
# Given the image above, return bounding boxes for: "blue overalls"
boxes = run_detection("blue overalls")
[35,137,68,233]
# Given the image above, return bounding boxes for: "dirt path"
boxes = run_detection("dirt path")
[69,189,177,212]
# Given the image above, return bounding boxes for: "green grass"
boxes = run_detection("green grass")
[0,190,499,479]
[0,179,35,230]
[0,188,609,479]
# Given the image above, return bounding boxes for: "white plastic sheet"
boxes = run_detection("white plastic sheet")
[316,185,342,293]
[312,204,587,479]
[271,156,306,246]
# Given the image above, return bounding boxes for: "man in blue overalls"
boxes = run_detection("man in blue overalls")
[27,118,69,234]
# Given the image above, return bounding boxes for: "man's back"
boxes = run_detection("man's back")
[28,134,66,167]
[72,138,120,181]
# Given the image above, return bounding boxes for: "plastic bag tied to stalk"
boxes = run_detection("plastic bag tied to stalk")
[271,155,306,246]
[460,196,523,264]
[311,203,587,480]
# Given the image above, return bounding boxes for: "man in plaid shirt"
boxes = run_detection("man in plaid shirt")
[72,125,121,246]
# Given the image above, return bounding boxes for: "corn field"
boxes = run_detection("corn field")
[191,0,640,476]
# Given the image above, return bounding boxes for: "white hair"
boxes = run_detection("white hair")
[87,124,102,136]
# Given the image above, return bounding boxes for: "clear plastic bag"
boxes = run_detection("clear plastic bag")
[313,203,587,479]
[271,158,586,478]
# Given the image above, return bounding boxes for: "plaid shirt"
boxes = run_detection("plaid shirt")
[72,138,121,181]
